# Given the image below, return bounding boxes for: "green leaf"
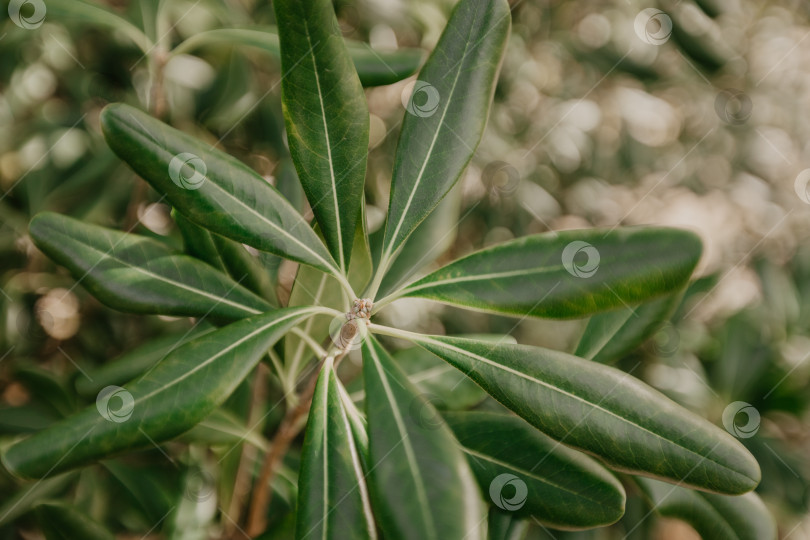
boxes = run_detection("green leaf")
[296,358,377,540]
[174,211,278,303]
[99,104,343,282]
[362,336,485,540]
[179,408,268,450]
[634,477,776,540]
[399,333,760,495]
[1,307,323,479]
[171,27,423,87]
[274,0,369,272]
[29,212,271,323]
[445,411,625,529]
[76,326,214,397]
[376,0,511,279]
[487,509,528,540]
[45,0,151,53]
[391,228,702,319]
[575,293,681,364]
[0,474,75,526]
[349,344,488,410]
[377,183,461,298]
[36,503,115,540]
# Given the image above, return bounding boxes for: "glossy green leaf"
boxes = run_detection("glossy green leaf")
[377,0,510,277]
[296,358,376,540]
[349,344,488,410]
[1,307,323,479]
[362,336,485,540]
[36,503,114,540]
[29,212,271,323]
[634,477,776,540]
[400,333,760,495]
[99,103,342,280]
[172,27,423,87]
[76,326,214,397]
[575,293,681,364]
[377,183,461,298]
[392,228,702,319]
[174,211,277,303]
[487,509,528,540]
[445,411,626,529]
[274,0,369,271]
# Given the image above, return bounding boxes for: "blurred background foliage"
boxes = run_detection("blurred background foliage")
[0,0,809,538]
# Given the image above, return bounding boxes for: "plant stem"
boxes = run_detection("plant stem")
[245,357,324,537]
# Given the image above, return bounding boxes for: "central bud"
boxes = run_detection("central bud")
[346,298,373,321]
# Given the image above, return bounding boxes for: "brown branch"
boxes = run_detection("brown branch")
[244,343,354,538]
[244,358,325,538]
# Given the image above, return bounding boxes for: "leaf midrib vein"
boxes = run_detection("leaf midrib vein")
[417,336,751,482]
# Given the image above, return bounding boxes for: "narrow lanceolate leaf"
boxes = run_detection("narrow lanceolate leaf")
[36,503,115,540]
[395,228,702,319]
[406,334,760,495]
[380,0,510,267]
[274,0,369,272]
[487,509,528,540]
[29,213,271,323]
[76,326,213,397]
[575,293,681,364]
[174,211,277,303]
[172,27,424,87]
[296,358,376,540]
[362,336,485,540]
[445,411,626,529]
[1,307,321,479]
[100,103,339,276]
[634,477,777,540]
